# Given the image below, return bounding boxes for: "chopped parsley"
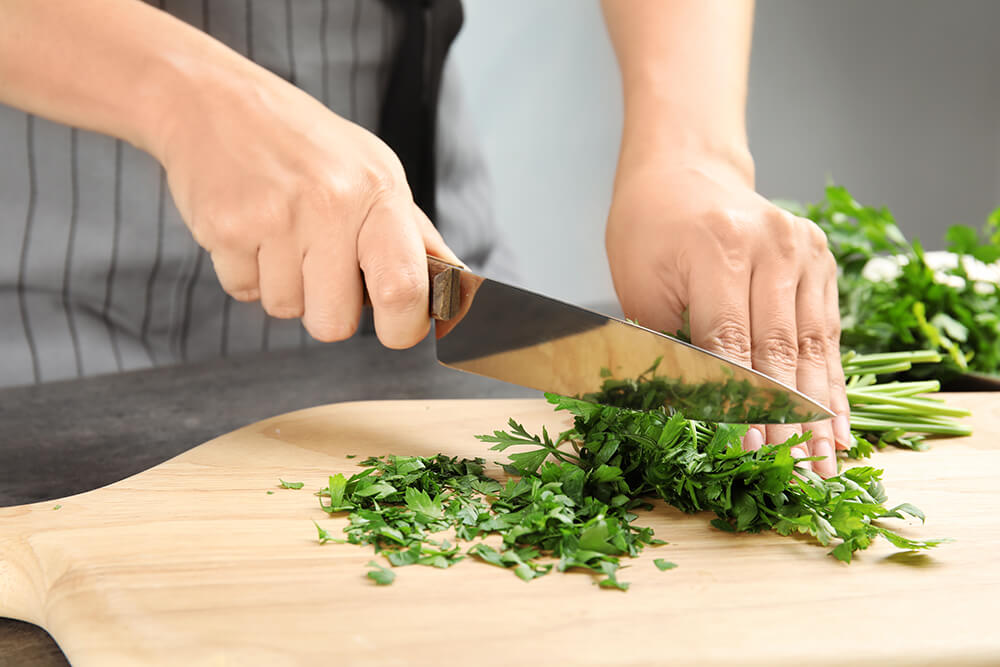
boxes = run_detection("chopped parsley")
[311,362,955,589]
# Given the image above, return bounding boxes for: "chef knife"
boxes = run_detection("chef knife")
[416,256,834,424]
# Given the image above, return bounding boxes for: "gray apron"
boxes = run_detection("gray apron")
[0,0,511,388]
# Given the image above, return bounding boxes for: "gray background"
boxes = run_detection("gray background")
[451,0,1000,308]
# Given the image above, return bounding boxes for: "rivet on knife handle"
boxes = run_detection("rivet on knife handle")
[362,255,461,321]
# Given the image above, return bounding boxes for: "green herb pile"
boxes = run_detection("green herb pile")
[785,185,1000,381]
[311,367,950,590]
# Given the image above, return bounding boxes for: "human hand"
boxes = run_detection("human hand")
[605,153,849,477]
[146,56,459,348]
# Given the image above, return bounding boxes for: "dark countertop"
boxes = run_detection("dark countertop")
[0,334,536,665]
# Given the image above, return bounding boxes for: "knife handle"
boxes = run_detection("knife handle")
[362,255,462,321]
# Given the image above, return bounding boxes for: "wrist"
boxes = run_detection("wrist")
[128,27,258,162]
[615,133,756,195]
[617,89,755,189]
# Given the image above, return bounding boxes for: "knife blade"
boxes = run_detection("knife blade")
[422,256,834,424]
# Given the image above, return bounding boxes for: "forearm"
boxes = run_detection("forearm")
[601,0,755,182]
[0,0,249,159]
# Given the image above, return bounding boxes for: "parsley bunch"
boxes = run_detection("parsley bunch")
[787,185,1000,380]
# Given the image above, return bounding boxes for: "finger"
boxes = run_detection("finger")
[823,253,852,451]
[795,243,836,478]
[301,234,364,342]
[210,249,260,302]
[610,233,686,336]
[749,262,807,470]
[685,260,758,452]
[742,425,765,452]
[687,258,752,368]
[621,275,687,339]
[413,205,464,267]
[357,196,430,349]
[257,240,305,319]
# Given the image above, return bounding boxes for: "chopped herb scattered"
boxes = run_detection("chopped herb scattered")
[266,491,274,495]
[654,559,677,571]
[279,479,304,490]
[52,504,61,510]
[366,560,396,585]
[311,364,953,589]
[346,454,357,459]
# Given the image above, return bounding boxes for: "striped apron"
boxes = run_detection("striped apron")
[0,0,511,388]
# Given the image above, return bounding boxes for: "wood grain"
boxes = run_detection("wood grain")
[1,395,999,666]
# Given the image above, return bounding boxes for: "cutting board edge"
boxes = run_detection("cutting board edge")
[0,538,47,625]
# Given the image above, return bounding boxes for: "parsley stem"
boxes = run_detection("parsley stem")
[851,405,955,424]
[843,350,943,367]
[842,362,914,376]
[847,390,971,417]
[860,380,941,397]
[850,409,966,427]
[848,416,972,436]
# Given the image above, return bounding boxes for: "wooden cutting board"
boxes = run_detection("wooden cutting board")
[2,395,999,666]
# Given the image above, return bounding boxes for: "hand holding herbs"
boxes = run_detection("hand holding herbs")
[310,364,955,590]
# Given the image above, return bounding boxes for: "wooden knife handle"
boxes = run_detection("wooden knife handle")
[362,255,462,321]
[426,256,462,320]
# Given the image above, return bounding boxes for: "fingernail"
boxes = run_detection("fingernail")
[833,413,851,449]
[742,428,764,451]
[813,439,835,478]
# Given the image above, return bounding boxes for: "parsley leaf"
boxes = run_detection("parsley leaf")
[366,560,396,585]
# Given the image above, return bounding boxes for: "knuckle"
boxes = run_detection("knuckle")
[806,220,830,250]
[755,333,798,370]
[797,331,827,364]
[193,207,233,249]
[370,267,425,312]
[824,250,838,276]
[767,214,799,258]
[704,322,752,361]
[705,208,745,240]
[701,211,751,274]
[298,169,359,218]
[257,198,296,239]
[297,177,339,216]
[767,207,797,234]
[361,162,405,204]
